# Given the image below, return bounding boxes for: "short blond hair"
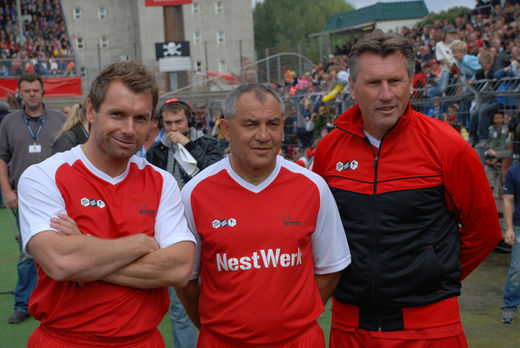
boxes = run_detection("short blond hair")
[450,41,468,54]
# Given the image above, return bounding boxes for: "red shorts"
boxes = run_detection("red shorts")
[197,321,325,348]
[329,326,467,348]
[329,298,468,348]
[27,324,165,348]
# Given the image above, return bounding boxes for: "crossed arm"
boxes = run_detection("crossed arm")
[27,214,194,288]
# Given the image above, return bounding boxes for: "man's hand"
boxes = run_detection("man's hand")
[2,188,17,208]
[486,148,496,157]
[50,213,83,236]
[166,131,190,147]
[505,228,516,246]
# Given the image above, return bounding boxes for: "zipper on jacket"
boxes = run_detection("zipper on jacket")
[372,142,383,330]
[362,109,407,330]
[363,135,383,330]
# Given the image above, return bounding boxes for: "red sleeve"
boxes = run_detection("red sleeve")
[443,139,502,280]
[312,140,327,177]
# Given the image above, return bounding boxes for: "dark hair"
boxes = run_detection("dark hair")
[348,30,416,81]
[222,83,284,120]
[18,72,43,90]
[160,99,193,120]
[88,61,158,116]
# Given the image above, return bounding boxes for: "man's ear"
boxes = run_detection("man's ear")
[349,77,356,100]
[86,99,96,124]
[220,119,231,143]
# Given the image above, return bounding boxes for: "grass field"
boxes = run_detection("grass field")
[0,207,518,347]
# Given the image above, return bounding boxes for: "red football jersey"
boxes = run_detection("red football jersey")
[19,146,194,337]
[182,156,350,344]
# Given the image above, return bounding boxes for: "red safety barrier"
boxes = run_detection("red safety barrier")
[0,77,82,98]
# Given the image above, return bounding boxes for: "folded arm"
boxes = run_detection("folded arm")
[50,213,195,288]
[103,241,195,289]
[27,230,158,282]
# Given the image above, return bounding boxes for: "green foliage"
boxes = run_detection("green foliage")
[419,7,469,26]
[253,0,354,51]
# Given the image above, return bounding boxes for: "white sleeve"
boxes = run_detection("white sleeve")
[18,164,66,255]
[311,180,351,275]
[154,173,196,249]
[305,120,315,132]
[181,184,202,280]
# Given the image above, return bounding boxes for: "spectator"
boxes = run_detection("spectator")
[483,112,511,198]
[435,24,459,67]
[501,162,520,324]
[134,111,164,158]
[476,58,520,144]
[0,72,66,324]
[451,40,481,83]
[147,99,221,348]
[450,40,481,126]
[52,99,89,154]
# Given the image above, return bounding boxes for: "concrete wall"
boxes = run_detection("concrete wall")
[62,0,164,92]
[182,0,254,79]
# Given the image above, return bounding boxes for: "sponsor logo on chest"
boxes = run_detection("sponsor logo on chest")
[212,218,236,229]
[336,160,358,172]
[216,248,302,272]
[80,197,105,208]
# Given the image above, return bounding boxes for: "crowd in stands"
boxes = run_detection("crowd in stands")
[0,0,74,76]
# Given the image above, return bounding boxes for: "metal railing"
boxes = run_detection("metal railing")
[0,57,76,78]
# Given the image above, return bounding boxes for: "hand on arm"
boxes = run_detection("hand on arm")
[314,272,340,305]
[175,279,201,328]
[50,213,83,236]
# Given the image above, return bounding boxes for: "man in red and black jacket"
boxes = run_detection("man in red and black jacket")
[313,30,502,348]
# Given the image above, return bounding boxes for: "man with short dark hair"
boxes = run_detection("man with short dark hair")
[0,72,65,324]
[313,30,502,347]
[18,61,195,347]
[147,99,221,190]
[177,83,350,347]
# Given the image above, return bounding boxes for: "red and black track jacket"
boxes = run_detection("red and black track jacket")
[313,103,502,331]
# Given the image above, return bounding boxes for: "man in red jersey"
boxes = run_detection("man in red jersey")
[17,61,196,347]
[177,83,351,347]
[313,30,502,348]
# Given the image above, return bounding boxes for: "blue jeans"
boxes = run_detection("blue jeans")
[477,101,501,141]
[503,225,520,310]
[168,286,197,348]
[13,209,37,313]
[426,69,450,98]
